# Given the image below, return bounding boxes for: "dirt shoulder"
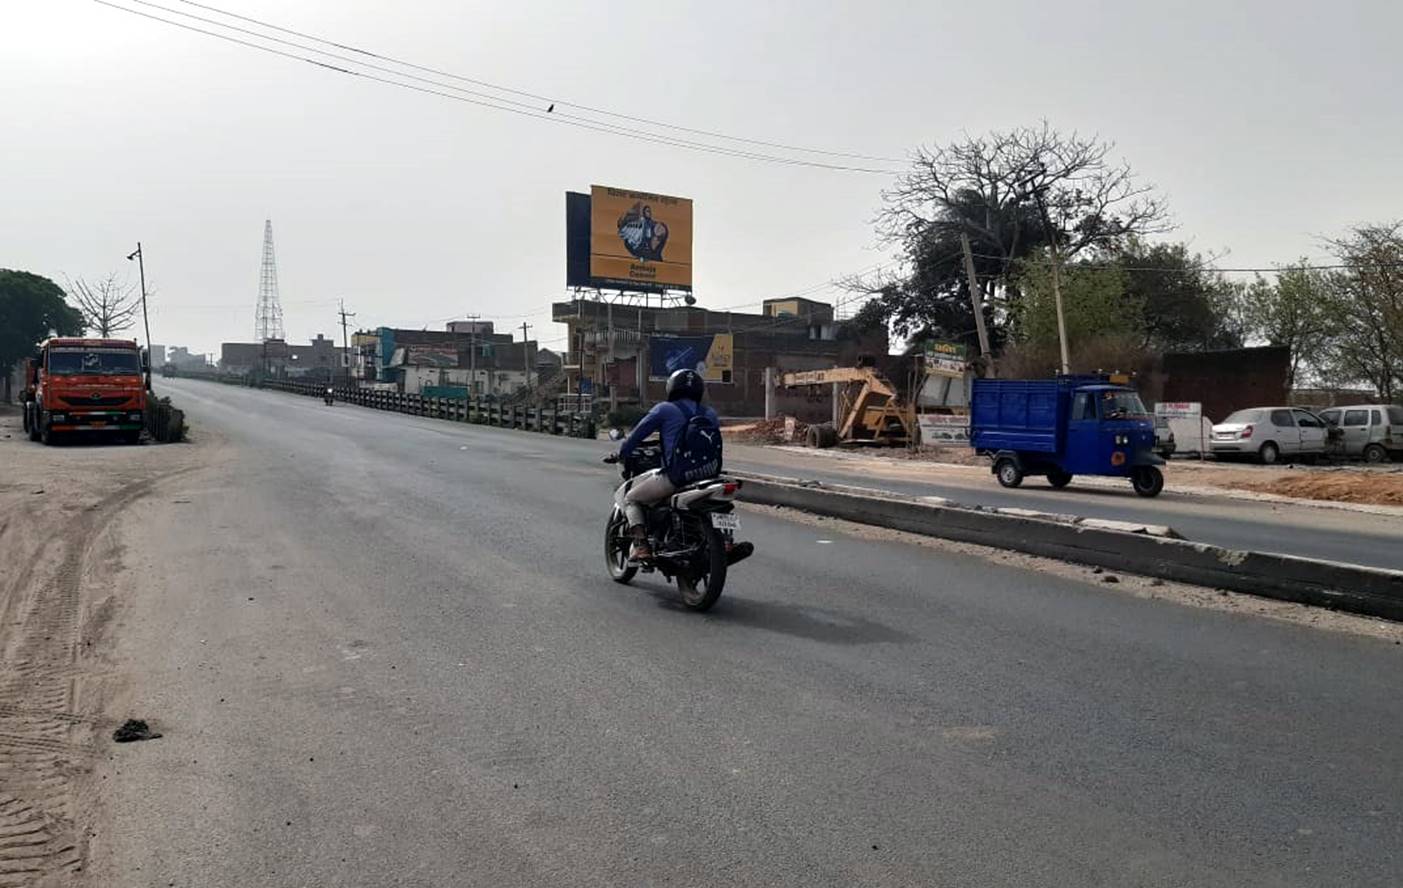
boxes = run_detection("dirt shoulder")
[0,406,215,885]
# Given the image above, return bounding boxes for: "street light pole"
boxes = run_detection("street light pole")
[126,243,153,391]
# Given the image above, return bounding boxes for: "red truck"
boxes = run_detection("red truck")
[23,338,148,445]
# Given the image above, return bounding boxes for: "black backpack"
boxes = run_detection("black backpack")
[666,401,723,485]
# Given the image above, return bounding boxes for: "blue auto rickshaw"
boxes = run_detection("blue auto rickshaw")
[969,375,1165,497]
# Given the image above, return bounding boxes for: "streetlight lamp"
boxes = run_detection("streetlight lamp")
[126,243,154,391]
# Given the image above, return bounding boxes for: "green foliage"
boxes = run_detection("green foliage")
[0,269,84,378]
[1317,224,1403,400]
[606,405,648,430]
[1012,254,1141,348]
[1242,261,1340,388]
[1119,240,1243,350]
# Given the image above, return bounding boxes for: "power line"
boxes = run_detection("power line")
[94,0,900,174]
[968,251,1403,275]
[168,0,905,164]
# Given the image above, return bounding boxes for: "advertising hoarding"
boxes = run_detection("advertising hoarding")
[917,414,970,448]
[588,185,693,290]
[648,334,732,383]
[924,341,969,376]
[1154,401,1202,418]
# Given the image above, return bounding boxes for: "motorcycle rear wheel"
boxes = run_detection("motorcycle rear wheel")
[604,509,637,584]
[676,523,728,612]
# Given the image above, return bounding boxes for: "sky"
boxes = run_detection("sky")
[4,0,1401,358]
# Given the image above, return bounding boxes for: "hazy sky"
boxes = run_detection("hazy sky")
[5,0,1400,356]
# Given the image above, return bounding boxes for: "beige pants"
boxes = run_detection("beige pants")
[615,468,677,528]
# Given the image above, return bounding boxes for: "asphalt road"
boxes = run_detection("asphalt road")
[92,378,1403,886]
[723,447,1403,572]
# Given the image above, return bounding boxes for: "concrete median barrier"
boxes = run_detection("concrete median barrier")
[732,472,1403,622]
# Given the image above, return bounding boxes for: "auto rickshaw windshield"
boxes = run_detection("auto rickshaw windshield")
[1101,390,1150,419]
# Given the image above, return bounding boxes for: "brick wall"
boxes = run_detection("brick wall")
[1160,346,1290,422]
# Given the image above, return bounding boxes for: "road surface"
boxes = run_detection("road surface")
[722,445,1403,572]
[57,380,1403,885]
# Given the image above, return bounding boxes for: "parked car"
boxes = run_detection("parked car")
[1210,407,1329,464]
[1153,414,1176,458]
[1317,404,1403,463]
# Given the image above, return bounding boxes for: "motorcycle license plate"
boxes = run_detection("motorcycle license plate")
[710,513,741,531]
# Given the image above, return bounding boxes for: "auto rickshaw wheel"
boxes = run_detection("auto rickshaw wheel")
[995,458,1023,488]
[1131,466,1164,498]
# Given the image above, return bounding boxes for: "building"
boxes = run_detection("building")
[149,345,167,368]
[166,346,211,371]
[367,323,541,397]
[219,334,349,379]
[551,295,886,418]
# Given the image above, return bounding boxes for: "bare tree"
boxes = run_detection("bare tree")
[854,123,1170,343]
[66,273,140,337]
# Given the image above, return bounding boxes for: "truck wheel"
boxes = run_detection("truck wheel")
[1131,466,1164,497]
[1047,469,1073,489]
[995,458,1023,488]
[1364,443,1389,464]
[27,408,41,442]
[1258,442,1279,465]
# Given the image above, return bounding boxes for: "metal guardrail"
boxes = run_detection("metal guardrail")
[167,373,597,439]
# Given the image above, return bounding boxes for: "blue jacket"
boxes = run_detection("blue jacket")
[619,399,719,465]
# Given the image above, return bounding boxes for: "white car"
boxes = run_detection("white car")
[1210,407,1328,464]
[1318,404,1403,463]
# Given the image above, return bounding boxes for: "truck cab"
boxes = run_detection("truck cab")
[25,338,148,445]
[971,375,1164,497]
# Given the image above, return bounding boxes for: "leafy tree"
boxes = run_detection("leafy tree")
[1319,223,1403,400]
[1242,261,1340,389]
[0,269,84,401]
[1013,254,1140,348]
[1118,240,1243,351]
[851,123,1169,347]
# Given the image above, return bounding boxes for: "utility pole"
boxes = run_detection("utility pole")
[519,321,533,397]
[337,299,356,389]
[125,243,153,391]
[960,233,993,377]
[607,301,616,412]
[465,313,480,396]
[1026,173,1071,375]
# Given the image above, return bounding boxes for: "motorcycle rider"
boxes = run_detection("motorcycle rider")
[614,368,721,561]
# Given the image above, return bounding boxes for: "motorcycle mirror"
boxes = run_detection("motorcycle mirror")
[608,428,623,441]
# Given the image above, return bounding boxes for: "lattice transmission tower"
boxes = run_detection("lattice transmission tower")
[254,219,285,341]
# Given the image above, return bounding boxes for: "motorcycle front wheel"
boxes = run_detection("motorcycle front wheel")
[604,509,637,584]
[675,522,728,612]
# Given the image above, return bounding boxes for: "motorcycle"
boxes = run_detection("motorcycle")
[324,387,334,406]
[603,435,753,612]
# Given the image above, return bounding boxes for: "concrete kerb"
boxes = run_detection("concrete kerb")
[732,472,1403,622]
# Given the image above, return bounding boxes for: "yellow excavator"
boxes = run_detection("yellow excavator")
[779,364,916,447]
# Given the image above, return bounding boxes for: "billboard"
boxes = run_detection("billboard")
[917,414,970,448]
[648,334,732,383]
[924,341,969,376]
[585,185,693,290]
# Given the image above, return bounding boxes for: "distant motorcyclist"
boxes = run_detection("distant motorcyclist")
[614,368,722,560]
